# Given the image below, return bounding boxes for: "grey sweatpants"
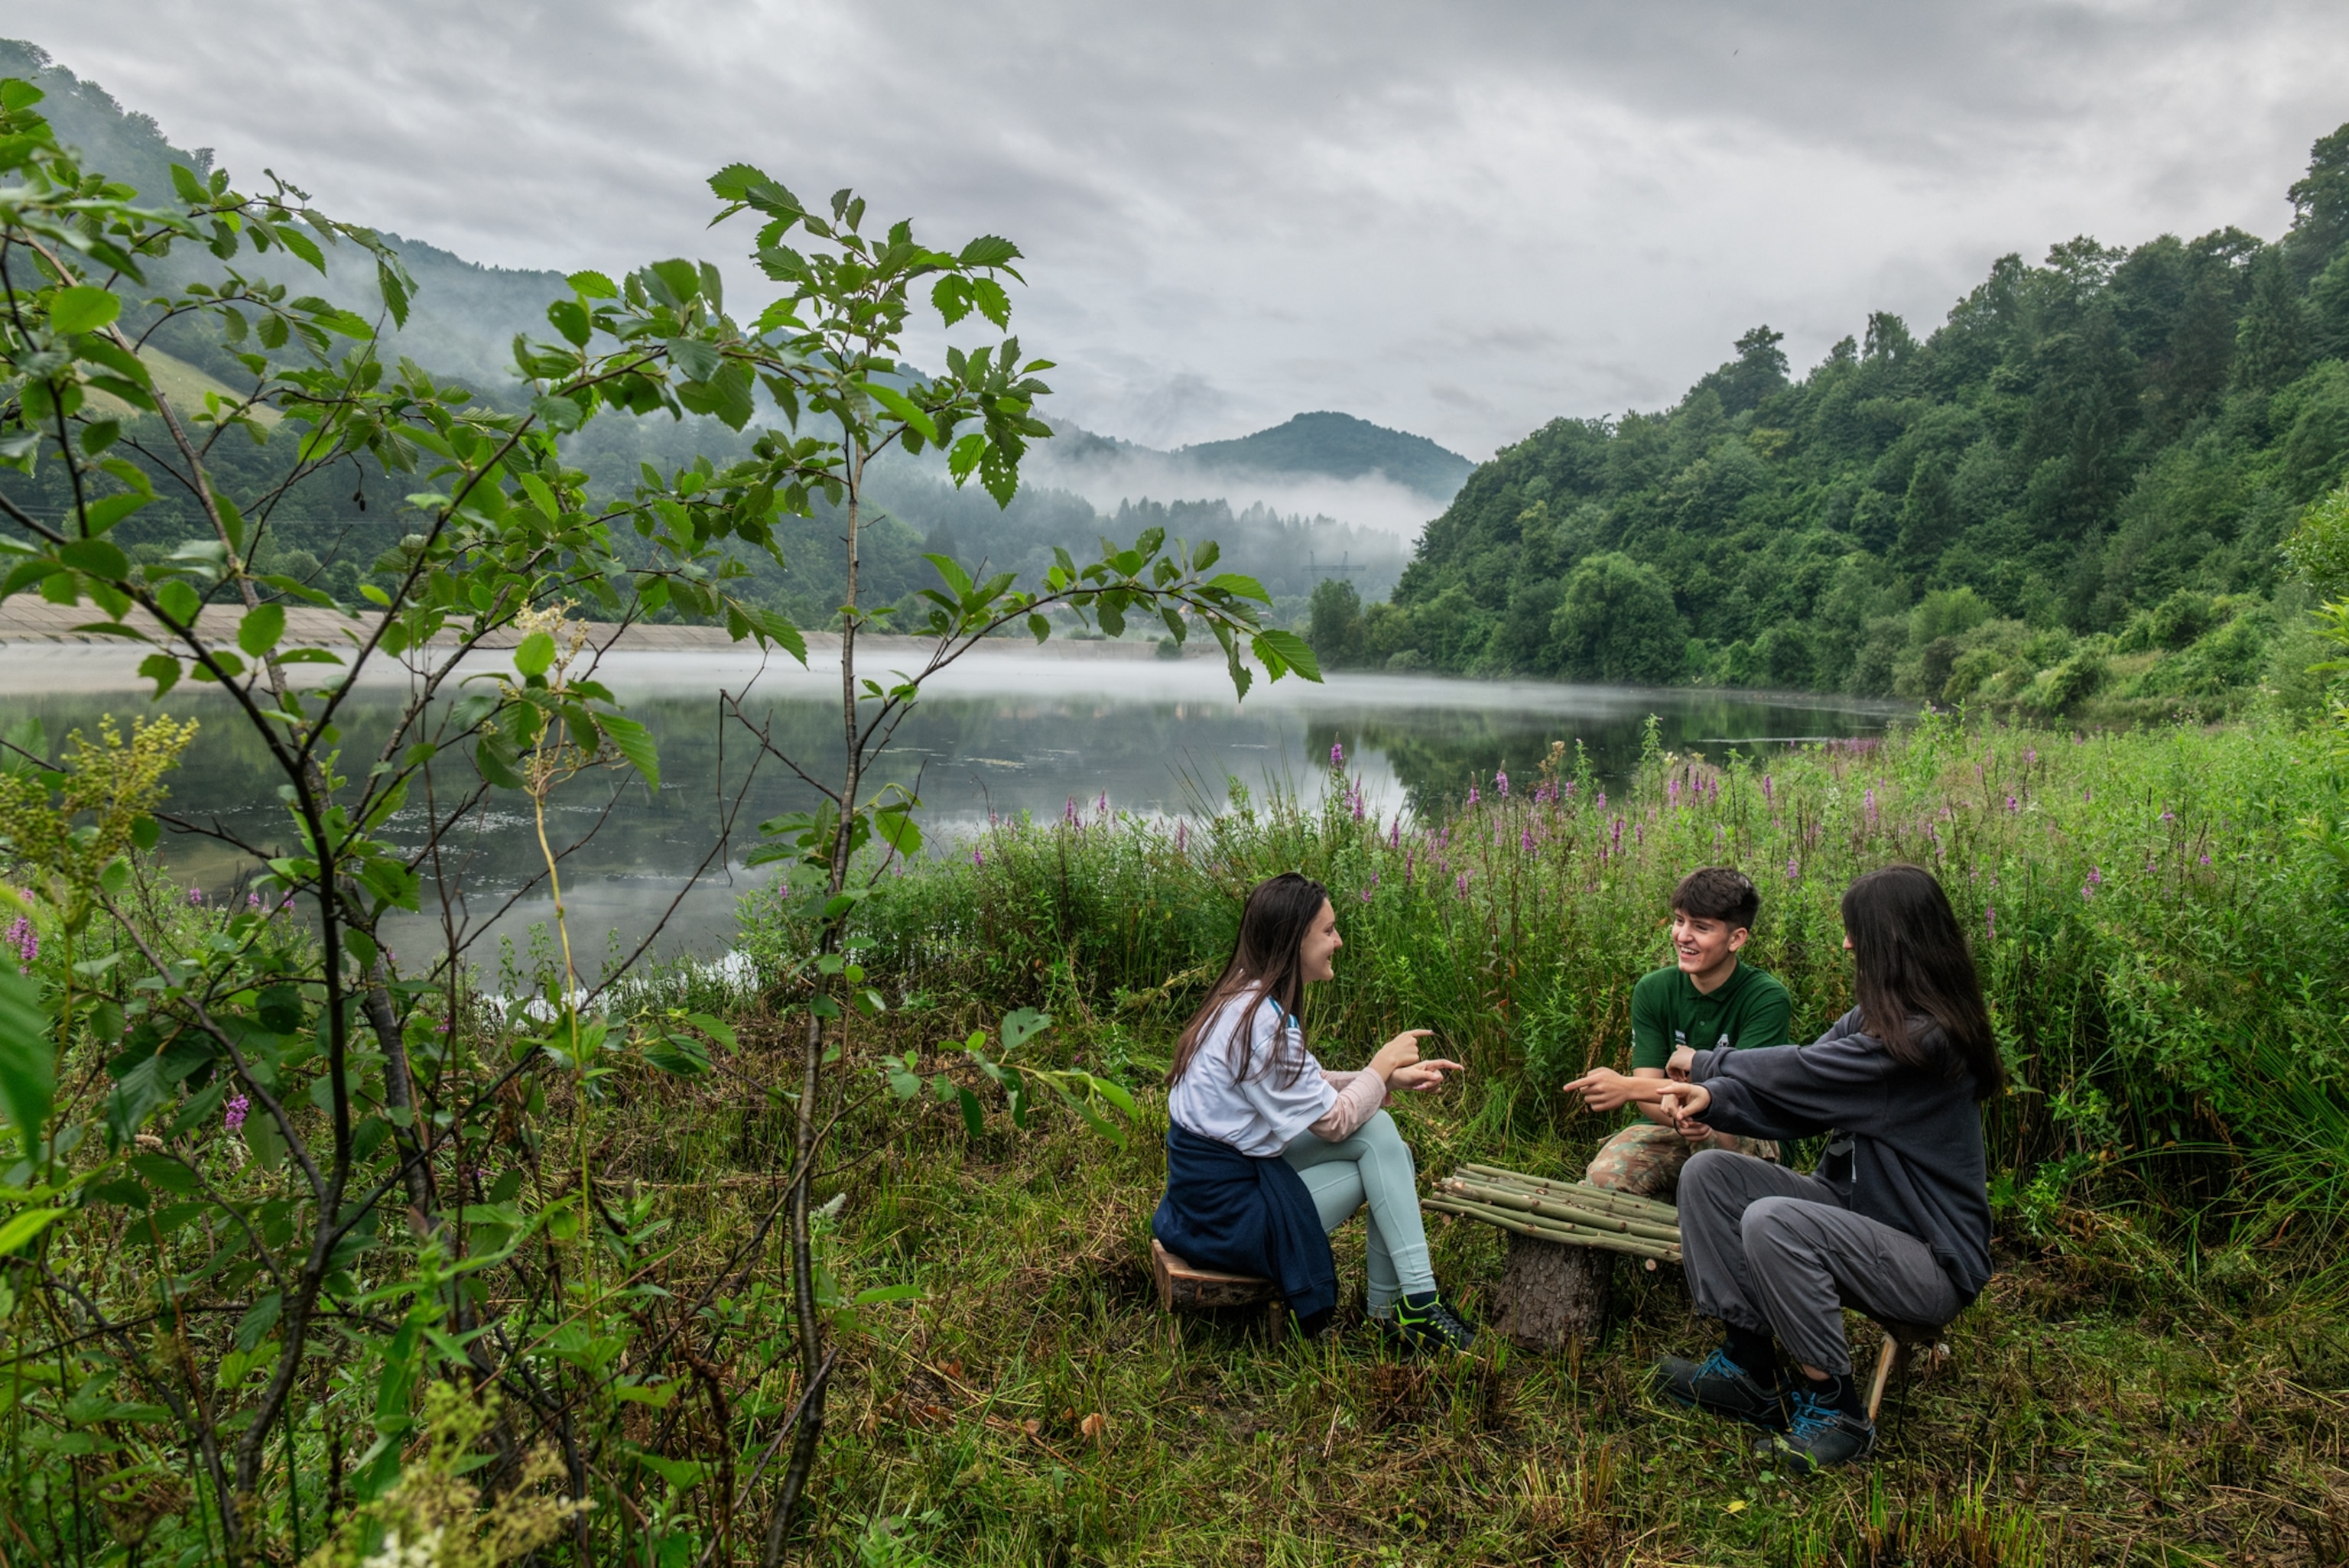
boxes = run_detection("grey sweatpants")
[1677,1148,1960,1376]
[1282,1109,1435,1313]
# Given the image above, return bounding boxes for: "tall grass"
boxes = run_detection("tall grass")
[745,712,2349,1230]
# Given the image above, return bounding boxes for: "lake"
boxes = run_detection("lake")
[0,641,1899,967]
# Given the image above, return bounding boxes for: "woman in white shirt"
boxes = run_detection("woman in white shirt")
[1153,872,1476,1351]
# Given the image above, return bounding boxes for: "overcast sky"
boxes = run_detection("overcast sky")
[19,2,2349,459]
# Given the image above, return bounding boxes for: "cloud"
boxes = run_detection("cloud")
[17,0,2349,460]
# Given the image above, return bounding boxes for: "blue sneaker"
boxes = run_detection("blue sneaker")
[1652,1349,1787,1430]
[1772,1385,1876,1470]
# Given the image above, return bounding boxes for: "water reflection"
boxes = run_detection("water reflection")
[0,644,1899,963]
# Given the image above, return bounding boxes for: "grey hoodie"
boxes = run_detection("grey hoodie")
[1687,1007,1993,1303]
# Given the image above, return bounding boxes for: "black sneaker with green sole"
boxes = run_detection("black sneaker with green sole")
[1384,1294,1479,1355]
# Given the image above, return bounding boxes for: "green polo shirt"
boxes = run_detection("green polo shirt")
[1627,960,1793,1071]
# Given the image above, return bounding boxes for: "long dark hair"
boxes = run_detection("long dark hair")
[1840,864,2003,1101]
[1166,872,1329,1088]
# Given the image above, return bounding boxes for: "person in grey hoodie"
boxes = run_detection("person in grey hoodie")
[1651,864,2003,1471]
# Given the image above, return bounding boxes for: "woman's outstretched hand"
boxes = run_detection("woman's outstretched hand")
[1655,1081,1714,1138]
[1391,1057,1467,1092]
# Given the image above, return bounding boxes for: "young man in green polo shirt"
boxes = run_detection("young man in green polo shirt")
[1562,867,1793,1199]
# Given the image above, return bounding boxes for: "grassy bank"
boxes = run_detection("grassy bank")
[607,1012,2349,1566]
[696,713,2349,1560]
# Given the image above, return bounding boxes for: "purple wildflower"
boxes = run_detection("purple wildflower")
[1405,848,1415,885]
[1455,872,1470,897]
[2159,809,2175,824]
[2199,853,2211,866]
[1467,784,1480,807]
[187,885,204,906]
[2006,796,2019,814]
[1522,827,1535,852]
[1985,905,1996,940]
[1353,788,1366,823]
[972,848,985,868]
[1595,791,1607,813]
[1389,818,1401,850]
[1563,780,1577,800]
[1762,775,1774,807]
[6,914,34,966]
[1785,859,1798,882]
[1668,778,1681,808]
[1331,742,1346,768]
[2025,748,2037,768]
[1496,770,1509,800]
[1611,816,1623,851]
[225,1094,249,1134]
[1864,789,1878,827]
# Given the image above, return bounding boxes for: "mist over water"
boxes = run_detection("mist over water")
[0,646,1895,968]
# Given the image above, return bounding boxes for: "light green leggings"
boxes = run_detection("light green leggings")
[1281,1109,1435,1313]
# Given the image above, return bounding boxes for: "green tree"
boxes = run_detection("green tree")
[2286,122,2349,281]
[1549,553,1684,684]
[1306,575,1369,667]
[0,81,1310,1565]
[2236,245,2311,392]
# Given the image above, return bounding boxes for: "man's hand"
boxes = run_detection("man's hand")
[1655,1081,1714,1138]
[1391,1058,1467,1092]
[1666,1045,1696,1082]
[1562,1065,1640,1112]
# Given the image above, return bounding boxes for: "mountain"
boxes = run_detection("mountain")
[1175,412,1473,502]
[1308,128,2349,719]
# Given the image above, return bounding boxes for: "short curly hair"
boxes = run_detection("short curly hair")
[1672,865,1759,933]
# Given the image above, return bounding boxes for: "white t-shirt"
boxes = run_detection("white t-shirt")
[1168,991,1338,1157]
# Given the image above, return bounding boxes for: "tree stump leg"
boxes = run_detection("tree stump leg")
[1490,1232,1613,1352]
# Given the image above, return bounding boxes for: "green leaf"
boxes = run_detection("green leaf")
[546,299,591,347]
[597,713,658,788]
[1252,628,1323,682]
[58,537,130,579]
[568,270,619,300]
[0,967,53,1151]
[863,381,937,443]
[1000,1008,1051,1052]
[50,286,121,335]
[957,1086,985,1138]
[238,601,285,658]
[1207,573,1269,601]
[513,631,556,678]
[0,1208,65,1255]
[957,235,1022,269]
[852,1284,925,1306]
[137,653,180,697]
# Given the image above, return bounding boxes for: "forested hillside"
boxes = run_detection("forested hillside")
[1309,127,2349,716]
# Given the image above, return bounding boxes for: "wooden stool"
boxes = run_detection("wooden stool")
[1150,1239,1286,1337]
[1864,1318,1951,1422]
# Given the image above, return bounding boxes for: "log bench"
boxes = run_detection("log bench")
[1149,1239,1286,1338]
[1426,1164,1682,1352]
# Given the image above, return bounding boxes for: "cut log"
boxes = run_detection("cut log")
[1490,1230,1613,1352]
